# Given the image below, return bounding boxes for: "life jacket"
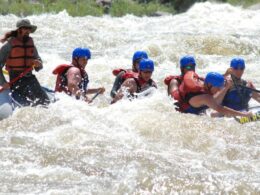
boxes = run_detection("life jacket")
[112,68,127,76]
[164,75,183,86]
[178,71,206,114]
[133,76,157,94]
[222,79,252,111]
[5,37,35,71]
[112,68,138,80]
[112,68,138,95]
[52,64,89,95]
[164,72,205,113]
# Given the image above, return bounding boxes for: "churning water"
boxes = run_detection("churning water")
[0,2,259,194]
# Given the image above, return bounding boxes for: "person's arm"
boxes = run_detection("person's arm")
[223,67,232,77]
[189,94,252,117]
[213,78,232,104]
[168,79,180,100]
[252,92,260,103]
[111,78,137,104]
[66,67,83,97]
[33,46,43,71]
[110,71,125,98]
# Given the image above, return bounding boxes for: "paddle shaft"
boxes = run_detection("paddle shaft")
[89,90,102,102]
[0,67,33,92]
[237,84,260,93]
[230,74,260,93]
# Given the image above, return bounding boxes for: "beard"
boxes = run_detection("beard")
[22,35,29,43]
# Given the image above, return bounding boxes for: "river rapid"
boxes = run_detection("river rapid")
[0,2,259,194]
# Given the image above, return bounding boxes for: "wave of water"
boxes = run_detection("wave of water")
[0,2,260,194]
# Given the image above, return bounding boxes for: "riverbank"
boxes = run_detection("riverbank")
[0,0,259,17]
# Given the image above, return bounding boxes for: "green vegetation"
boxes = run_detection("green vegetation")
[225,0,260,7]
[0,0,259,17]
[110,0,175,16]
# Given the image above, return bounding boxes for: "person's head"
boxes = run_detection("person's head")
[230,57,245,79]
[180,55,196,75]
[139,59,154,81]
[72,47,91,68]
[16,19,37,40]
[204,72,225,94]
[132,51,148,72]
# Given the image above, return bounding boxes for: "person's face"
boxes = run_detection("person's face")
[140,70,153,81]
[231,67,244,79]
[77,57,88,68]
[181,64,195,75]
[18,27,32,37]
[132,60,141,72]
[205,84,222,95]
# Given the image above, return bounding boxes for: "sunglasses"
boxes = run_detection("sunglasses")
[184,65,195,70]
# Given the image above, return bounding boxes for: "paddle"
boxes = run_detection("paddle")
[88,89,102,103]
[234,112,260,124]
[230,74,260,93]
[0,67,34,93]
[236,84,260,93]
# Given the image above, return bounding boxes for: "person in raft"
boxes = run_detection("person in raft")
[111,58,157,104]
[222,57,260,111]
[110,50,148,98]
[164,55,204,112]
[0,19,50,106]
[52,47,105,102]
[177,71,252,117]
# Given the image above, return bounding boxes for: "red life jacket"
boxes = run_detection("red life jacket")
[122,71,139,80]
[112,68,138,79]
[112,68,127,76]
[6,37,35,71]
[164,75,183,86]
[52,64,89,94]
[164,72,205,112]
[179,71,205,100]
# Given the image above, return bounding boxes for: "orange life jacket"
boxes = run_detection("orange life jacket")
[5,37,35,71]
[164,72,205,112]
[52,64,89,94]
[179,71,204,99]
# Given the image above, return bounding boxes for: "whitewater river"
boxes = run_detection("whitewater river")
[0,2,259,194]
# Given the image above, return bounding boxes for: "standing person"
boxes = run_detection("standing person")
[53,48,105,102]
[0,19,50,106]
[111,59,157,104]
[222,57,260,110]
[110,51,148,98]
[181,71,252,117]
[164,55,204,112]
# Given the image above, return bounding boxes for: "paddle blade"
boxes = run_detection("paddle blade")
[235,112,260,124]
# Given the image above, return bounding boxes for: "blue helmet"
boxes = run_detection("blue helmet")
[83,48,91,59]
[180,55,196,69]
[205,72,224,88]
[139,59,154,72]
[72,47,91,59]
[230,57,245,69]
[132,51,148,63]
